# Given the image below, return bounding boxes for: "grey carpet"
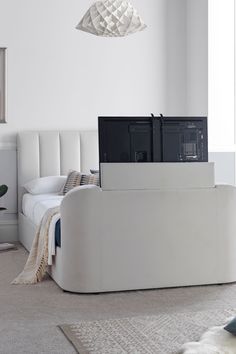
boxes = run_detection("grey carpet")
[2,245,236,353]
[59,309,236,354]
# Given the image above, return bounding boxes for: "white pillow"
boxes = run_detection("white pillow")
[24,176,67,195]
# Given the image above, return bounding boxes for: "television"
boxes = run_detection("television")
[99,115,208,163]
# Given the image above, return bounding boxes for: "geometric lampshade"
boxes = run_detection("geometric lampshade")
[76,0,147,37]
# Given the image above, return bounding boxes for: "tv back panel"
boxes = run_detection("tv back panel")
[98,116,208,164]
[162,117,208,162]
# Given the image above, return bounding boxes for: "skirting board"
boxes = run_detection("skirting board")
[0,220,18,242]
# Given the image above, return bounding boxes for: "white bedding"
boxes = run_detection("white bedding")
[22,193,63,226]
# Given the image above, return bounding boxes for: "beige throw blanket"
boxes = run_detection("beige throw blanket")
[12,206,60,284]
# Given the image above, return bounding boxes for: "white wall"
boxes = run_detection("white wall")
[208,0,235,148]
[0,0,167,144]
[186,0,208,116]
[0,0,209,144]
[166,0,187,115]
[165,0,208,116]
[207,0,235,184]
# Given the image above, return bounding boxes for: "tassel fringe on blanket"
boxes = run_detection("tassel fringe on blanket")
[12,206,60,284]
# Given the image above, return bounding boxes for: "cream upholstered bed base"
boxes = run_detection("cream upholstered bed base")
[17,130,99,290]
[18,131,236,293]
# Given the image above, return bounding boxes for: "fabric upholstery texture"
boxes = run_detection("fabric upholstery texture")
[62,171,83,195]
[18,131,236,294]
[62,170,100,195]
[17,130,99,211]
[80,173,100,187]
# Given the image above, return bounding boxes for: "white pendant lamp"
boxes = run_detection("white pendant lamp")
[76,0,147,37]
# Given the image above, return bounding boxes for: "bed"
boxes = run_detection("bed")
[22,193,63,226]
[18,131,236,293]
[18,131,100,291]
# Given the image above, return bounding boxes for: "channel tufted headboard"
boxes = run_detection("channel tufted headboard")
[17,131,99,210]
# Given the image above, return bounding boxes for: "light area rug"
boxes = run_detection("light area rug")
[59,308,236,354]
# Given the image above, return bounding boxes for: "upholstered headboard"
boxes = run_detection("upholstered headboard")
[17,131,99,210]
